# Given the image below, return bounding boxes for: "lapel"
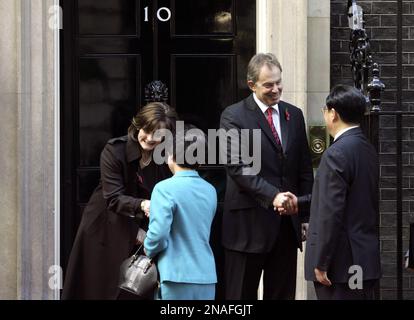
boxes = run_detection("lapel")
[127,159,141,197]
[278,101,289,152]
[125,137,148,196]
[245,94,283,152]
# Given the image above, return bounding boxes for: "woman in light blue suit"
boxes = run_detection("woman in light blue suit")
[144,128,217,300]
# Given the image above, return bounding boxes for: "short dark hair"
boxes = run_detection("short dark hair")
[326,84,367,124]
[171,125,206,170]
[128,102,177,141]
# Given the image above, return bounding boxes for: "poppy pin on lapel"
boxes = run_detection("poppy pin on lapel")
[285,109,290,121]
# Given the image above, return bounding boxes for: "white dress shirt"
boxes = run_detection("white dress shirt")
[334,125,359,142]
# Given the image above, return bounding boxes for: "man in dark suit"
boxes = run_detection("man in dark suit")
[219,53,314,300]
[303,85,381,299]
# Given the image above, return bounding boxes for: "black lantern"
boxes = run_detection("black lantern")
[347,0,385,111]
[367,63,386,111]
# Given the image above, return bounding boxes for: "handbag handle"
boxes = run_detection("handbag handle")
[128,244,154,268]
[134,244,144,255]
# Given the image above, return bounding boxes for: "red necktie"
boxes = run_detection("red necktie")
[266,107,281,146]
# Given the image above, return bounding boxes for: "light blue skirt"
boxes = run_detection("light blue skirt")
[158,281,215,300]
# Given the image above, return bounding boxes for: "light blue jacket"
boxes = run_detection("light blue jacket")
[144,170,217,284]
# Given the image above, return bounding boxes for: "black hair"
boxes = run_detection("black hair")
[171,125,206,170]
[326,84,367,124]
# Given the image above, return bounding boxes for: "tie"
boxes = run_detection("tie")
[266,107,281,146]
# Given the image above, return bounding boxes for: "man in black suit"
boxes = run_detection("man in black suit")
[219,53,313,300]
[303,85,381,299]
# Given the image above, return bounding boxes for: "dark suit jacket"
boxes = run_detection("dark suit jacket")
[219,94,314,253]
[305,127,381,283]
[62,135,171,299]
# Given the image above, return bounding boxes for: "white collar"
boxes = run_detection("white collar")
[253,93,279,114]
[334,125,359,141]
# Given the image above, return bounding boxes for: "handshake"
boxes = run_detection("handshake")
[272,192,298,215]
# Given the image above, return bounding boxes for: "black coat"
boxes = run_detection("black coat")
[305,128,381,283]
[219,94,314,253]
[61,135,171,299]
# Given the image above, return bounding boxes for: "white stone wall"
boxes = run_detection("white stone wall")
[256,0,330,300]
[0,0,19,300]
[308,0,331,127]
[257,0,308,117]
[0,0,58,300]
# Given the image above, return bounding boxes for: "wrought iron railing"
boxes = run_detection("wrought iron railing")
[347,0,413,300]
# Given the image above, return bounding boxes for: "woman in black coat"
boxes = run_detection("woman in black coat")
[62,102,177,300]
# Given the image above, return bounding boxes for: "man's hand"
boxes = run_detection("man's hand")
[274,192,298,215]
[314,268,332,286]
[273,192,288,209]
[141,200,151,217]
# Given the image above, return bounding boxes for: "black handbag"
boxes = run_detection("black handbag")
[118,244,159,297]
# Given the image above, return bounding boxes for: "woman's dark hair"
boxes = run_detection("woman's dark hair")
[326,84,367,124]
[128,102,178,141]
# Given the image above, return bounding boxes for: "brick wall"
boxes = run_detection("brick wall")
[331,0,414,299]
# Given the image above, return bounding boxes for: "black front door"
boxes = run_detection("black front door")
[61,0,256,298]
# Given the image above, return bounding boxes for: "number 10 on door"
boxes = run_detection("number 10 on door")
[144,7,172,22]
